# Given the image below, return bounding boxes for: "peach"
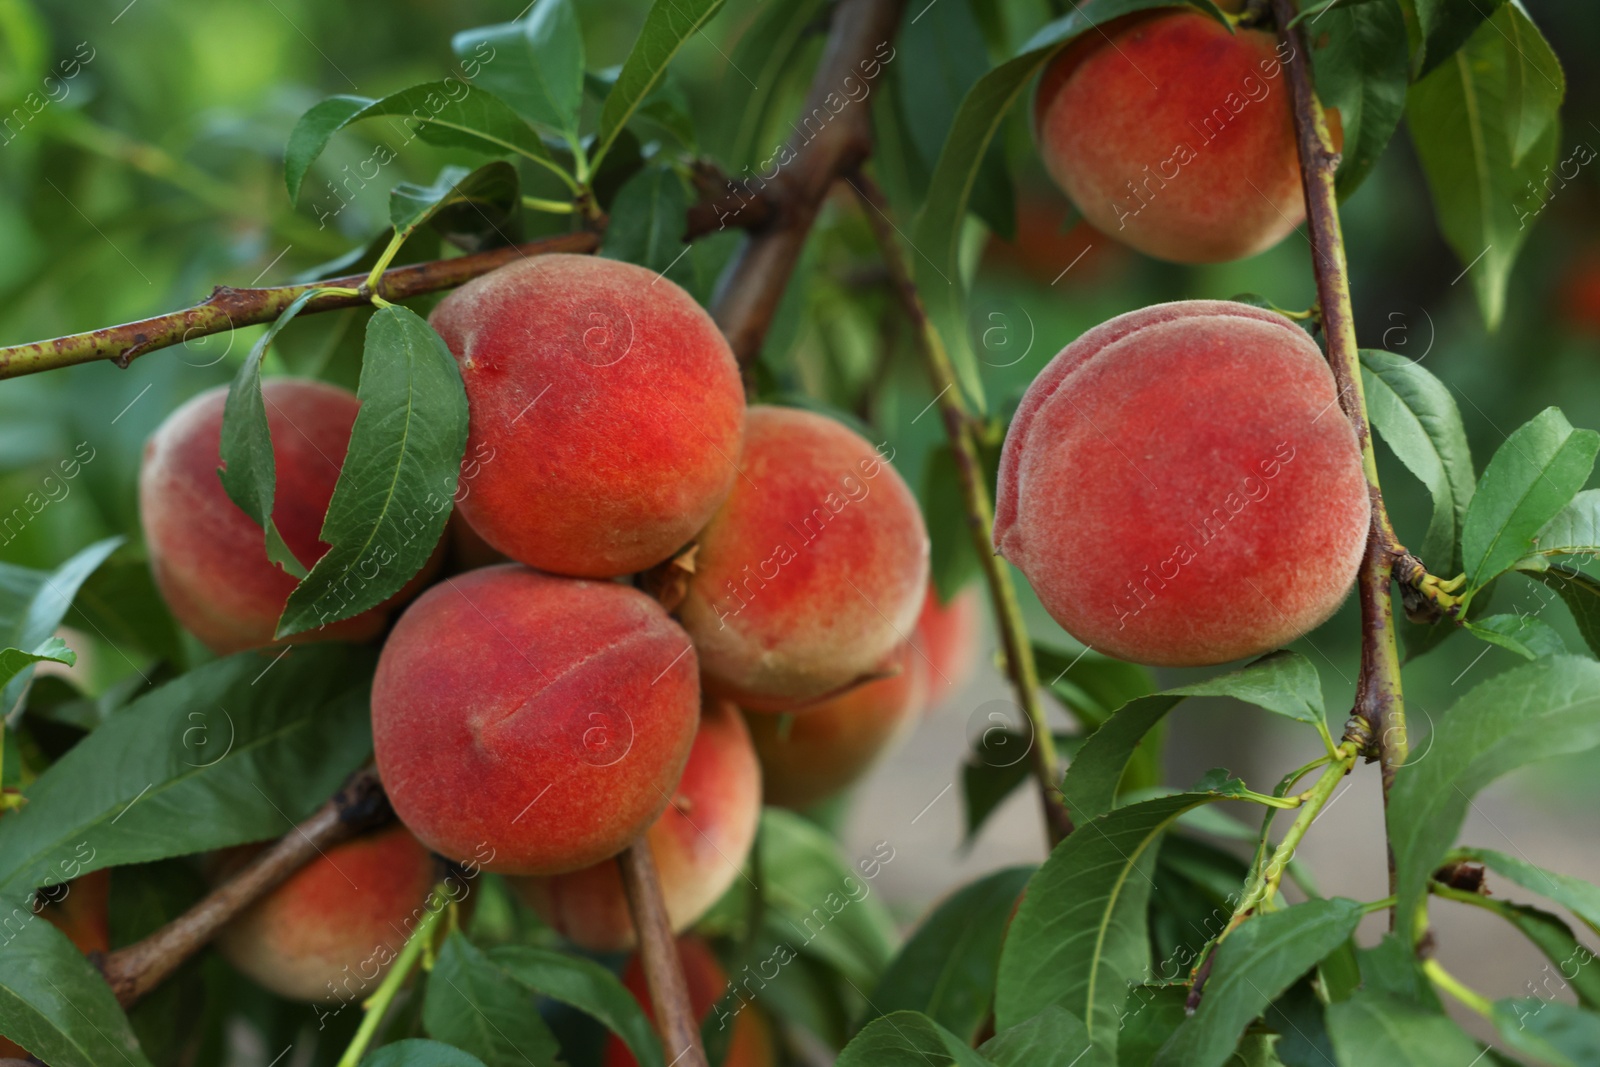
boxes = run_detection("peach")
[745,642,927,809]
[994,300,1369,667]
[371,564,700,875]
[140,379,422,654]
[511,698,760,952]
[604,936,775,1067]
[215,825,438,1003]
[911,582,983,710]
[429,254,746,579]
[1034,8,1312,263]
[679,406,930,711]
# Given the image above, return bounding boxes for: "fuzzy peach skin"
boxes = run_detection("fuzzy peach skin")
[1035,8,1312,263]
[744,642,928,809]
[679,406,930,711]
[140,379,414,654]
[429,254,745,578]
[215,825,439,1003]
[371,564,700,875]
[994,300,1369,667]
[911,581,983,711]
[511,698,760,951]
[604,936,776,1067]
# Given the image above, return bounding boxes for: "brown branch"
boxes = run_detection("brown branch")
[684,162,778,239]
[850,174,1073,846]
[618,842,707,1067]
[100,767,392,1007]
[710,0,907,365]
[1272,0,1407,902]
[0,232,600,381]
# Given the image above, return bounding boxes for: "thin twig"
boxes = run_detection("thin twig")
[99,767,392,1007]
[710,0,907,367]
[1271,0,1406,901]
[850,174,1073,846]
[0,232,599,381]
[618,842,707,1067]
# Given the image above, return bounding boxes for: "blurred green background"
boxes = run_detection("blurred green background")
[2,0,1598,1053]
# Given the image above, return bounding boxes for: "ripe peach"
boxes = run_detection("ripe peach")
[140,379,425,654]
[215,825,438,1003]
[429,254,746,579]
[745,642,927,808]
[994,300,1369,667]
[371,564,700,875]
[1034,8,1314,263]
[511,698,761,952]
[911,582,983,710]
[604,936,775,1067]
[679,406,930,711]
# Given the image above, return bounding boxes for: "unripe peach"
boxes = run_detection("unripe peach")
[604,937,776,1067]
[911,582,983,709]
[745,642,927,809]
[679,406,930,711]
[371,564,699,875]
[429,254,746,579]
[215,825,438,1003]
[139,379,417,654]
[511,698,761,952]
[1034,8,1313,263]
[994,300,1368,667]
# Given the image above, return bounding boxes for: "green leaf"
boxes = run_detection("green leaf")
[278,307,468,638]
[995,784,1249,1050]
[1117,985,1190,1067]
[1492,999,1600,1067]
[1359,350,1474,574]
[1524,564,1600,658]
[1412,0,1508,77]
[1326,992,1485,1065]
[594,0,725,171]
[1460,408,1598,598]
[217,290,325,582]
[1062,651,1324,825]
[361,1040,488,1067]
[1447,894,1600,1009]
[1451,846,1600,938]
[868,866,1035,1041]
[1310,0,1410,199]
[487,945,665,1067]
[980,1006,1108,1067]
[602,165,693,287]
[388,161,522,253]
[1525,489,1600,560]
[1033,643,1156,727]
[0,635,74,690]
[1390,655,1600,937]
[452,0,585,137]
[720,0,831,167]
[962,729,1070,844]
[0,917,154,1067]
[755,809,898,987]
[423,934,563,1067]
[923,443,999,605]
[0,645,374,905]
[285,84,554,204]
[835,1010,996,1067]
[1407,3,1565,328]
[0,538,120,718]
[1151,899,1365,1067]
[1463,612,1566,659]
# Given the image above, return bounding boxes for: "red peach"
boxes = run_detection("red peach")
[1034,8,1313,263]
[215,825,438,1003]
[604,936,776,1067]
[994,300,1369,667]
[429,254,746,579]
[511,698,761,952]
[679,406,930,711]
[911,582,983,710]
[140,379,424,654]
[744,642,927,809]
[371,564,700,875]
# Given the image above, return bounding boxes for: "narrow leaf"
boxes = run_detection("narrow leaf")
[423,934,563,1067]
[602,165,693,287]
[388,161,521,252]
[1325,992,1486,1065]
[979,1006,1107,1067]
[278,307,468,638]
[360,1041,487,1067]
[1412,0,1508,77]
[0,636,74,690]
[1491,999,1600,1067]
[1452,846,1600,939]
[595,0,724,170]
[1463,613,1566,659]
[0,538,120,718]
[451,0,585,136]
[835,1011,995,1067]
[1452,895,1600,1008]
[1527,489,1600,560]
[1310,0,1410,198]
[0,917,153,1067]
[488,945,665,1067]
[1524,564,1600,658]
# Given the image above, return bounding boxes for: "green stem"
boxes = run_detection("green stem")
[522,195,577,214]
[335,888,448,1067]
[1423,958,1495,1019]
[362,233,410,295]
